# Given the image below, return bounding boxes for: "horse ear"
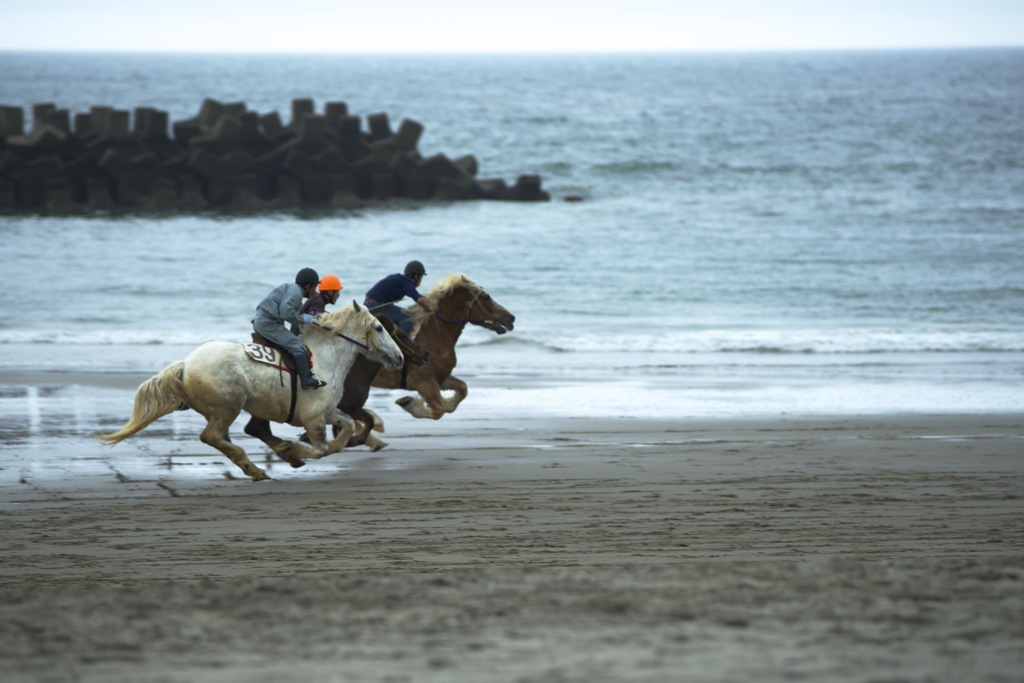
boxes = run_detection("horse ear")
[352,300,362,312]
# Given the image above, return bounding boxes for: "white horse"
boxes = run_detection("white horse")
[96,301,403,481]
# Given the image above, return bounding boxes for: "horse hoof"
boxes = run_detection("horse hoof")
[395,396,413,408]
[370,441,388,452]
[250,469,270,482]
[275,453,306,467]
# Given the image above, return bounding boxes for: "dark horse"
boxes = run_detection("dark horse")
[243,314,429,466]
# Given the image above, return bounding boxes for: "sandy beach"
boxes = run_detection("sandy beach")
[1,372,1022,682]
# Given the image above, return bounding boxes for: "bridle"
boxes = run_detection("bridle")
[432,288,496,326]
[312,320,382,353]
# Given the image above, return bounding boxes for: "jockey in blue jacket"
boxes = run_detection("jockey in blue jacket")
[363,260,434,335]
[253,267,326,389]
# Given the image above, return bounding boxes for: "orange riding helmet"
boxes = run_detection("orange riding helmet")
[319,274,343,291]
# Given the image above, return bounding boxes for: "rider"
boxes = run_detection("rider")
[253,267,326,390]
[363,260,434,335]
[290,273,343,334]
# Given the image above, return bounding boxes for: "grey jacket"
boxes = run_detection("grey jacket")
[254,282,306,327]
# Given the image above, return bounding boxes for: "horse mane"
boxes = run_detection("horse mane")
[408,273,479,332]
[310,302,367,334]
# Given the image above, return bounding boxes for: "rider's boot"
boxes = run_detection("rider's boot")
[292,352,326,390]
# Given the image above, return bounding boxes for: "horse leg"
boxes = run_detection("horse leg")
[200,411,268,481]
[396,380,446,420]
[364,408,385,433]
[345,408,376,448]
[280,414,331,460]
[324,411,356,455]
[440,375,468,414]
[246,406,335,462]
[243,416,306,469]
[347,418,388,451]
[350,408,388,451]
[362,430,388,452]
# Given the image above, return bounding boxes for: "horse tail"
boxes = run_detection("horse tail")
[95,361,189,445]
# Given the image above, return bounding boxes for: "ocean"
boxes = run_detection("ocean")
[1,49,1023,419]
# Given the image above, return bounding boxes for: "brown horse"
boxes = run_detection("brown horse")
[372,274,515,420]
[244,314,430,463]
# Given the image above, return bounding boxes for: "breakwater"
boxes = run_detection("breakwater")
[0,98,549,210]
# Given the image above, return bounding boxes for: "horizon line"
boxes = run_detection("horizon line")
[1,44,1022,56]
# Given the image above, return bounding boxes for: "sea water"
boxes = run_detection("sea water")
[1,50,1023,419]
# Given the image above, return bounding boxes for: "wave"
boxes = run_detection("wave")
[591,160,679,175]
[3,328,1024,355]
[471,328,1024,355]
[0,328,251,347]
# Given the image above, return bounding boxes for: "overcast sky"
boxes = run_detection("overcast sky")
[4,0,1023,53]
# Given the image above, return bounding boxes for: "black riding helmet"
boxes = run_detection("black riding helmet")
[404,260,426,278]
[295,267,320,286]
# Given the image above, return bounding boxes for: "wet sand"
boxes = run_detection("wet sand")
[1,375,1023,682]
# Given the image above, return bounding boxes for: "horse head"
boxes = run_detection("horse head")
[315,301,404,370]
[466,284,515,335]
[425,274,516,335]
[375,314,430,366]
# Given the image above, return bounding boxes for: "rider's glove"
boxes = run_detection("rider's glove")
[302,314,314,324]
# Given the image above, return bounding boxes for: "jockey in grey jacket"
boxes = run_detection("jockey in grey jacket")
[252,268,326,389]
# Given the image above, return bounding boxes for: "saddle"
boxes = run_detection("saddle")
[250,332,297,371]
[246,333,312,424]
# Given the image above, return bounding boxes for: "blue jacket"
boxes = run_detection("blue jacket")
[365,273,422,305]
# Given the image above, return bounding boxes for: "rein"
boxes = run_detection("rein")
[367,286,496,329]
[393,334,421,356]
[311,321,372,351]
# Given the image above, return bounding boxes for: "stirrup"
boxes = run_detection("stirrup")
[302,378,327,390]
